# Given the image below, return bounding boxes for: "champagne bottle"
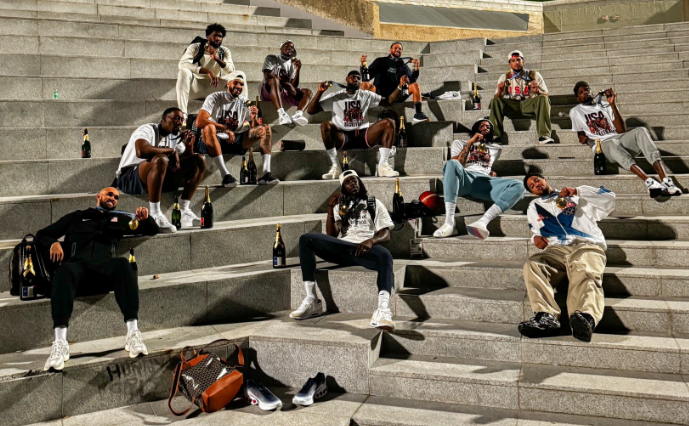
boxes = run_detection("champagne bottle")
[171,195,182,229]
[201,186,213,228]
[472,83,482,110]
[361,61,370,82]
[240,156,249,185]
[398,117,407,148]
[342,151,350,171]
[128,247,137,272]
[273,223,286,268]
[247,148,258,184]
[81,128,91,158]
[255,95,263,125]
[594,138,606,175]
[392,178,405,218]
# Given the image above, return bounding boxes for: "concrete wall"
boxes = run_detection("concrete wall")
[266,0,381,36]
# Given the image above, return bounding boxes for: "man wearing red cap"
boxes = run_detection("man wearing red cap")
[489,50,553,145]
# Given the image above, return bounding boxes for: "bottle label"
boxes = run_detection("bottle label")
[273,257,284,267]
[201,218,204,227]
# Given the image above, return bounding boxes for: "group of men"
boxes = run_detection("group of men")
[38,27,685,371]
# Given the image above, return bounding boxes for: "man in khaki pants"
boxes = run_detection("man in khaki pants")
[520,173,616,342]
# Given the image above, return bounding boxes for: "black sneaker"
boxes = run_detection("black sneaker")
[222,174,238,188]
[518,312,561,338]
[570,311,595,342]
[421,92,436,100]
[538,136,555,144]
[258,172,280,185]
[412,112,430,124]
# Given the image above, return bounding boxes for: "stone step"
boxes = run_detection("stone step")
[369,355,689,424]
[474,66,689,84]
[477,58,685,78]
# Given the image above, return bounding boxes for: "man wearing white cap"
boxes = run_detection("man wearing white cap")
[489,50,553,144]
[261,40,312,126]
[195,71,278,186]
[291,170,397,332]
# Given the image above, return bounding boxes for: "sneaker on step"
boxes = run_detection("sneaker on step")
[291,110,309,126]
[518,312,561,338]
[570,311,595,342]
[646,178,670,198]
[538,135,555,144]
[466,220,490,240]
[433,222,455,238]
[322,164,342,180]
[257,172,280,185]
[44,340,70,371]
[125,330,148,358]
[663,177,683,196]
[293,372,328,406]
[181,208,201,228]
[370,308,395,332]
[278,110,293,126]
[377,163,399,177]
[412,112,430,124]
[216,132,230,141]
[245,379,283,411]
[290,297,323,320]
[222,173,238,188]
[436,91,461,100]
[153,212,177,233]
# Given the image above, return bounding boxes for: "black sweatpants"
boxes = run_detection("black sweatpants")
[299,233,393,293]
[51,256,139,328]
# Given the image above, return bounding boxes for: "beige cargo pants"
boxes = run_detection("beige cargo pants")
[523,243,606,325]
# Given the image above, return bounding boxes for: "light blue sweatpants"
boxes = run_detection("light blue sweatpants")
[442,160,524,212]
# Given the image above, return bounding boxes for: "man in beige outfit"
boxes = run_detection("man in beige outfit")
[520,173,616,342]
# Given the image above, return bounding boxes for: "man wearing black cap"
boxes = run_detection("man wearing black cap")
[307,70,407,179]
[489,50,553,144]
[360,42,430,124]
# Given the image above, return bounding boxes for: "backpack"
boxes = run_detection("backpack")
[9,234,54,300]
[185,37,225,66]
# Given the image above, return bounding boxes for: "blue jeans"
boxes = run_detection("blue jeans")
[442,160,524,212]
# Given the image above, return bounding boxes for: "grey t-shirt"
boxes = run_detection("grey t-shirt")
[262,54,297,82]
[319,89,382,131]
[201,92,251,134]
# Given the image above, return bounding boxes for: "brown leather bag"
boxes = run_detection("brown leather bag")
[168,339,244,415]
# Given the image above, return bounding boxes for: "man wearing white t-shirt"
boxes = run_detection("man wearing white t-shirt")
[570,81,681,198]
[307,70,407,179]
[433,118,524,239]
[291,170,396,331]
[115,108,205,233]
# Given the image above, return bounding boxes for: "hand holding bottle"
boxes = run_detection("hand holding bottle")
[360,55,367,66]
[399,75,410,88]
[135,207,149,221]
[411,58,420,70]
[559,187,577,198]
[318,81,330,93]
[604,88,616,105]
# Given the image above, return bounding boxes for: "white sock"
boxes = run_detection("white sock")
[149,202,161,216]
[262,154,271,173]
[54,327,67,343]
[304,281,316,300]
[181,199,190,210]
[379,148,390,167]
[326,148,338,167]
[378,290,391,311]
[478,204,503,225]
[277,107,285,115]
[126,319,139,334]
[213,155,230,177]
[445,202,456,226]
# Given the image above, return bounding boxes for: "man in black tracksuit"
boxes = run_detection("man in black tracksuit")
[37,187,159,371]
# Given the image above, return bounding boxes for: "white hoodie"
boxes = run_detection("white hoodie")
[527,185,616,249]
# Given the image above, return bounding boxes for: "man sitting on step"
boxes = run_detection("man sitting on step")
[489,50,554,145]
[291,170,396,332]
[177,23,234,125]
[434,118,524,240]
[261,40,312,126]
[570,82,682,198]
[308,70,406,179]
[115,107,205,234]
[360,42,430,124]
[519,173,616,342]
[37,187,159,371]
[195,71,278,186]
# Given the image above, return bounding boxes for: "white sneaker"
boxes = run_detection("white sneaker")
[376,163,399,177]
[44,340,69,371]
[437,91,461,100]
[125,330,148,358]
[279,110,292,125]
[433,222,455,238]
[216,132,230,141]
[663,177,683,196]
[466,220,490,240]
[291,110,309,126]
[370,308,395,332]
[290,297,323,320]
[181,208,201,228]
[646,178,670,198]
[322,164,342,180]
[153,212,177,233]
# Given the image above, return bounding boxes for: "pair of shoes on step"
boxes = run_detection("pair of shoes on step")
[44,330,148,371]
[289,296,395,332]
[245,372,328,410]
[433,220,490,240]
[518,311,595,342]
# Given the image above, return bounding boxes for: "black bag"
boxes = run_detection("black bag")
[9,235,54,300]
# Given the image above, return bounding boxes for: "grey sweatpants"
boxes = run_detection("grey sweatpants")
[601,127,662,171]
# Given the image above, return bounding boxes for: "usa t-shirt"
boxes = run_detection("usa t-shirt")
[450,139,502,176]
[333,198,394,244]
[201,92,251,134]
[569,102,620,152]
[262,54,297,82]
[320,89,382,131]
[117,124,181,176]
[496,70,548,100]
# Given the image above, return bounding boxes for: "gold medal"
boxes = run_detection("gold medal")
[555,197,567,209]
[129,218,139,230]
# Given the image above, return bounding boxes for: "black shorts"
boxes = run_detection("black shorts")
[195,132,246,155]
[116,164,147,195]
[337,128,370,151]
[376,85,411,103]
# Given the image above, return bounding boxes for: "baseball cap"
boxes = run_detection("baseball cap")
[508,50,524,62]
[339,170,359,185]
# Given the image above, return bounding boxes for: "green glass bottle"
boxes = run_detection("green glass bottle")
[171,195,182,229]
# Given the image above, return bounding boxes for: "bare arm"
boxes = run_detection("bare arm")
[307,81,328,115]
[135,139,174,160]
[378,75,408,107]
[606,88,626,133]
[196,110,227,132]
[452,134,482,165]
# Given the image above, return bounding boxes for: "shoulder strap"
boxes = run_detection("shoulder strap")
[367,196,376,222]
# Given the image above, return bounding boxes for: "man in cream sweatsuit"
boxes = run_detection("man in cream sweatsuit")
[176,23,235,121]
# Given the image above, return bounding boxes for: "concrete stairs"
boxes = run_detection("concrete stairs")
[2,1,689,425]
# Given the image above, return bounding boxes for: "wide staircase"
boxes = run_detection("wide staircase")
[1,1,689,425]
